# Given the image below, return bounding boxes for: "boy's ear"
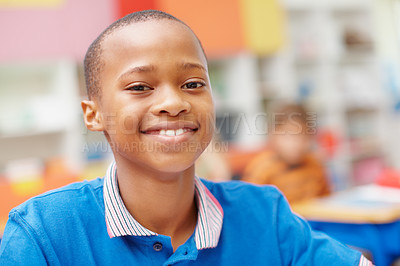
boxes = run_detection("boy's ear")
[81,100,104,131]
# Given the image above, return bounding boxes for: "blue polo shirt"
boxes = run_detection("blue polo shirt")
[0,163,364,265]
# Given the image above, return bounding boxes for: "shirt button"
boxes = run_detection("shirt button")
[153,242,163,252]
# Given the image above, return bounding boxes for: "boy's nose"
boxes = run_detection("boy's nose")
[150,87,191,116]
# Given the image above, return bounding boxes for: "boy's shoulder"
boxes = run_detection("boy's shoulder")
[9,178,104,221]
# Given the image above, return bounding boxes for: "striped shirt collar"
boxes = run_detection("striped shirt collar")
[103,161,224,250]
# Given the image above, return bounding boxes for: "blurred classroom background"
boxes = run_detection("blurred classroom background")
[2,0,400,263]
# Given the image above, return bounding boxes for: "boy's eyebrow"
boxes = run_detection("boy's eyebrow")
[179,62,207,72]
[118,65,155,81]
[118,62,206,81]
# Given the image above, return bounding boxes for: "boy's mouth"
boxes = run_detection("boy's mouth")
[142,128,198,136]
[140,121,199,137]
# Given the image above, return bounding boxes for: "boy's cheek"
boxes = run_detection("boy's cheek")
[203,120,215,140]
[101,112,118,135]
[119,113,141,134]
[102,112,141,135]
[200,107,216,137]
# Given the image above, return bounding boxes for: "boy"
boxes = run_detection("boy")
[243,103,331,204]
[0,10,371,265]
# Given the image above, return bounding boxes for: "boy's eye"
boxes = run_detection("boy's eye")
[182,82,205,89]
[127,85,152,92]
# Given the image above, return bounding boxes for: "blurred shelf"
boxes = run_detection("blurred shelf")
[283,0,372,12]
[0,60,82,172]
[0,128,65,139]
[274,0,390,190]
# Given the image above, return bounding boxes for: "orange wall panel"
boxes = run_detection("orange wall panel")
[157,0,245,57]
[117,0,157,19]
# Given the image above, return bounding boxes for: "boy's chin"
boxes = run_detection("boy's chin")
[151,156,198,174]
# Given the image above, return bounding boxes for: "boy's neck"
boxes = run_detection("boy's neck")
[114,157,198,251]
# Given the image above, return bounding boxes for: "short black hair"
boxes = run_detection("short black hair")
[84,10,205,99]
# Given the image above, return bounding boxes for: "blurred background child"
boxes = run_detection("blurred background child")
[242,103,331,204]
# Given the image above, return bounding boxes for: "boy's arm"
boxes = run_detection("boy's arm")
[275,193,373,265]
[0,211,48,265]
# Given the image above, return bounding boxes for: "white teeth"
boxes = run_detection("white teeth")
[165,130,175,136]
[157,128,188,136]
[175,128,184,136]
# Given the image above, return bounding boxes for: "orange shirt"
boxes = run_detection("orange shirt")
[243,150,331,204]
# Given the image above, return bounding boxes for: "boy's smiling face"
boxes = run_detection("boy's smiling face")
[85,19,215,174]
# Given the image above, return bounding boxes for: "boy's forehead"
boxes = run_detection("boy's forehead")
[102,19,204,60]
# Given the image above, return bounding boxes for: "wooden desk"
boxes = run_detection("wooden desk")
[292,185,400,224]
[292,185,400,266]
